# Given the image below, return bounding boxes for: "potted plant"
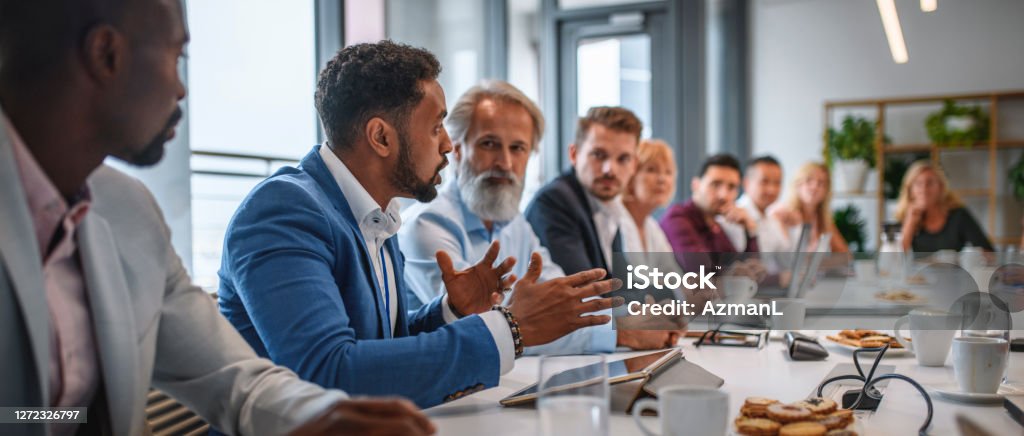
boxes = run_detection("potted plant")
[884,153,929,199]
[925,100,989,147]
[827,115,878,193]
[833,204,867,253]
[1010,153,1024,201]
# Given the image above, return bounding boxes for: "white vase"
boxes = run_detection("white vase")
[864,168,879,193]
[835,159,869,194]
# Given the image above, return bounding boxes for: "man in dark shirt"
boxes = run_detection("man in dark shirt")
[660,154,759,270]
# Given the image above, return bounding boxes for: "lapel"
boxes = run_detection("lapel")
[77,211,140,436]
[562,169,610,271]
[0,115,50,406]
[384,237,406,337]
[300,146,391,338]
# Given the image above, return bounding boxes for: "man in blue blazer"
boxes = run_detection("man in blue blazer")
[218,41,622,409]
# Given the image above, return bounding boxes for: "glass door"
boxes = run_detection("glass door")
[557,10,667,167]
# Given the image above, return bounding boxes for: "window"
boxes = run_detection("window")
[186,0,317,291]
[576,34,653,138]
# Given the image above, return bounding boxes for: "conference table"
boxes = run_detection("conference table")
[425,334,1024,435]
[426,272,1024,435]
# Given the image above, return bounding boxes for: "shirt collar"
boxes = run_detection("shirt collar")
[584,189,624,220]
[319,144,402,237]
[735,196,761,218]
[5,114,91,258]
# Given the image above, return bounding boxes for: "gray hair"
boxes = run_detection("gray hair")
[445,80,544,154]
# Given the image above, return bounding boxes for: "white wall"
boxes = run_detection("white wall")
[751,0,1024,247]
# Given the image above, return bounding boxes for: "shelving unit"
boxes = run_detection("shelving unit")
[824,90,1024,249]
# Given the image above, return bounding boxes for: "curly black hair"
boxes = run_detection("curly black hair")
[698,153,742,178]
[315,40,442,150]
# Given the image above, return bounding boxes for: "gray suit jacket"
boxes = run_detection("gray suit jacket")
[0,112,347,436]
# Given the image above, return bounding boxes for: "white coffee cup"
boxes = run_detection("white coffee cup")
[960,246,985,270]
[721,276,757,303]
[893,309,959,366]
[769,299,806,331]
[952,337,1009,393]
[632,385,728,436]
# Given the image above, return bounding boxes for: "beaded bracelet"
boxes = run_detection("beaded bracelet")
[492,305,524,357]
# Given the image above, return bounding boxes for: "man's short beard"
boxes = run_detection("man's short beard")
[118,107,182,167]
[391,127,445,202]
[457,162,524,222]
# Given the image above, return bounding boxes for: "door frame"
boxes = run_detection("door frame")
[541,0,705,200]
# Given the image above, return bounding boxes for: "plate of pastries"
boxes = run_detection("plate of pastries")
[873,289,926,304]
[734,396,860,436]
[824,330,911,357]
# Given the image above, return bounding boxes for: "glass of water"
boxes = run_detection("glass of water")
[538,355,609,436]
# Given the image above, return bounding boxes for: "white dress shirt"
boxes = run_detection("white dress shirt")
[619,214,674,254]
[586,192,627,270]
[319,146,513,373]
[398,182,617,354]
[737,195,793,252]
[618,212,685,299]
[717,216,749,252]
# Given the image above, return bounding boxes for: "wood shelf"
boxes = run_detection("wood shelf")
[952,189,992,197]
[883,140,1024,153]
[825,90,1024,108]
[825,89,1024,248]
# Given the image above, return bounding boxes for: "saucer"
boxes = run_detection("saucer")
[931,384,1007,404]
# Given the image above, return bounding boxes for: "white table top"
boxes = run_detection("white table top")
[425,333,1024,435]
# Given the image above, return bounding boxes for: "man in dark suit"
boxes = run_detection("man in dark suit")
[525,107,680,350]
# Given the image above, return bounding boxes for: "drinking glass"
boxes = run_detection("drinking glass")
[538,355,609,436]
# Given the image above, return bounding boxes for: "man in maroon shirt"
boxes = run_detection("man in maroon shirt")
[660,154,760,271]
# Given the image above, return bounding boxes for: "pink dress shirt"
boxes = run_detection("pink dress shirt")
[7,116,99,436]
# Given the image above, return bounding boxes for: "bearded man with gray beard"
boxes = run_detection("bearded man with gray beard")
[400,80,668,354]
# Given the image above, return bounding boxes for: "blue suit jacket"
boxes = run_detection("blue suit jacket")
[217,146,500,408]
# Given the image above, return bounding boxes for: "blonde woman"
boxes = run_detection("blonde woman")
[621,139,676,255]
[896,160,993,252]
[771,162,849,253]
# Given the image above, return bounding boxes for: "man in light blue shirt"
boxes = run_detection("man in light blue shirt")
[400,81,673,354]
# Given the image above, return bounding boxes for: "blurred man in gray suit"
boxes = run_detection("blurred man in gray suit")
[0,0,434,435]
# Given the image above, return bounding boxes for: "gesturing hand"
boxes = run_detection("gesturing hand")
[288,398,435,436]
[722,204,756,233]
[507,252,624,347]
[438,241,516,316]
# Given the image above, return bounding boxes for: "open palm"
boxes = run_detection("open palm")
[438,241,517,316]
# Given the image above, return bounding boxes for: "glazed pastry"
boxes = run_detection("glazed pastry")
[767,403,813,423]
[778,421,828,436]
[735,418,782,436]
[742,397,780,418]
[797,397,837,415]
[829,409,854,428]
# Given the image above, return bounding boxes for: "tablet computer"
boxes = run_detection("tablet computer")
[499,348,682,406]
